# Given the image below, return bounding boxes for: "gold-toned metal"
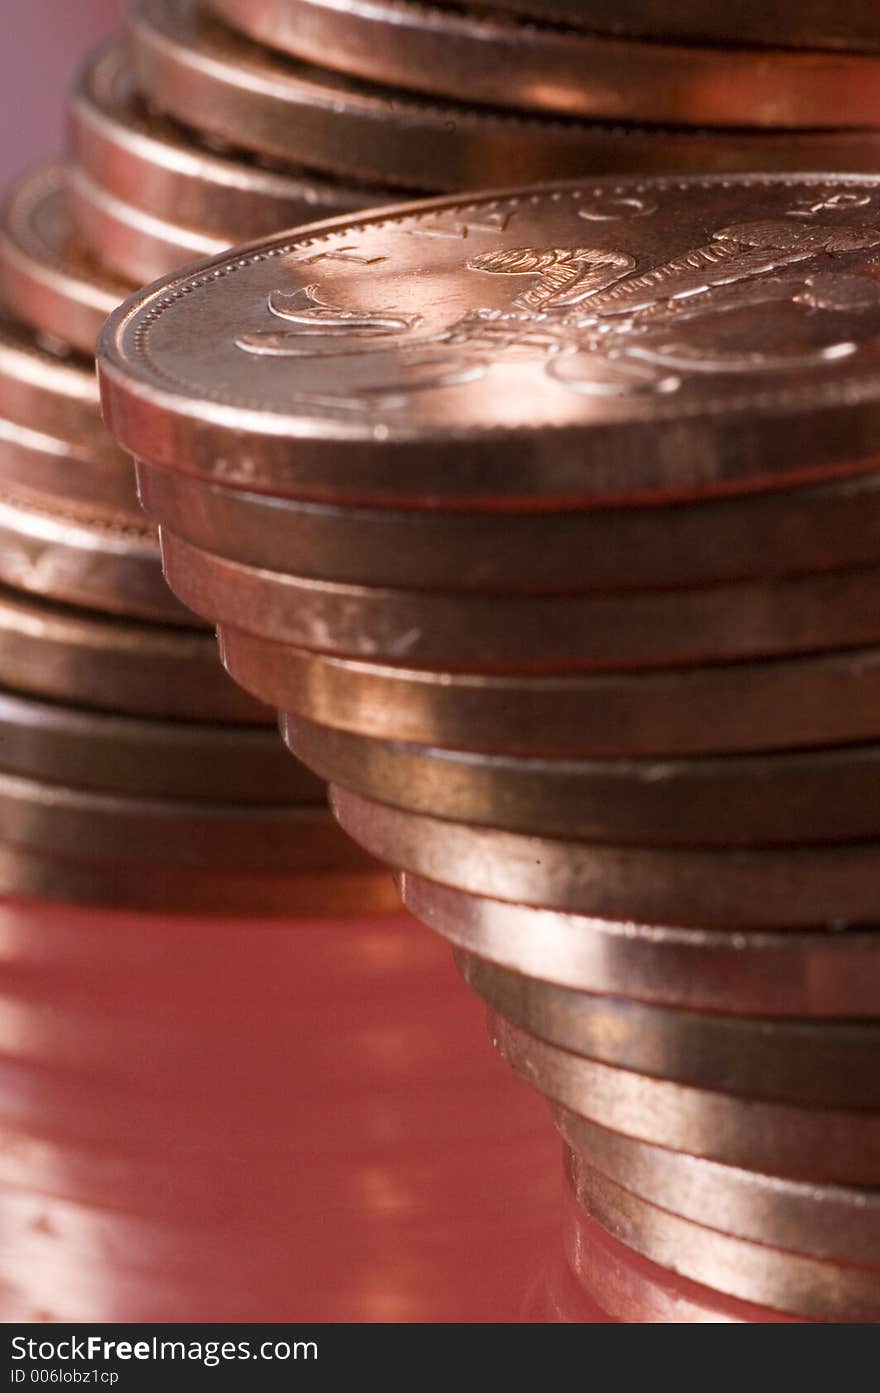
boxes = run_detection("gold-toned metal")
[0,413,138,527]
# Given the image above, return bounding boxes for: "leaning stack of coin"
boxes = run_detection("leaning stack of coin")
[100,174,880,1321]
[0,163,393,913]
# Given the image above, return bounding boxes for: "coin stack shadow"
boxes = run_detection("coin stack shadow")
[100,170,880,1324]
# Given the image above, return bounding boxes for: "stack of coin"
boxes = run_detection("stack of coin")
[0,159,392,912]
[100,174,880,1321]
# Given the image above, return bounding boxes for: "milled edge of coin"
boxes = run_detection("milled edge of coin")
[99,175,880,506]
[456,948,880,1106]
[556,1107,880,1269]
[399,873,880,1018]
[0,164,127,356]
[565,1154,878,1322]
[331,785,880,927]
[491,1013,880,1184]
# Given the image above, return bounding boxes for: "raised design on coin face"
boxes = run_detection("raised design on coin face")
[99,177,880,502]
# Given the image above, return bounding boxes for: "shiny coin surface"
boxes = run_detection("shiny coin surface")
[0,584,268,724]
[492,1014,880,1184]
[566,1157,878,1322]
[205,0,880,128]
[331,785,880,927]
[137,459,880,594]
[101,177,880,508]
[71,41,385,260]
[162,530,880,671]
[0,685,322,802]
[401,874,880,1018]
[0,165,128,356]
[224,634,880,757]
[130,2,880,190]
[0,413,138,526]
[558,1110,880,1269]
[283,715,880,845]
[0,490,197,626]
[458,950,880,1107]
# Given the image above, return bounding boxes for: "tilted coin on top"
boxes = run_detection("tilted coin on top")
[100,175,880,509]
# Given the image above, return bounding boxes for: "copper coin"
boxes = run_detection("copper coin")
[330,785,880,927]
[566,1157,878,1322]
[557,1109,880,1269]
[161,530,880,671]
[0,769,373,873]
[0,313,130,483]
[101,177,880,508]
[0,490,198,626]
[70,41,386,266]
[137,457,880,594]
[413,0,880,51]
[222,634,880,757]
[0,685,321,803]
[0,839,395,917]
[64,164,229,289]
[0,584,269,724]
[0,165,129,356]
[457,950,880,1107]
[129,2,880,191]
[0,412,139,527]
[205,0,880,129]
[492,1014,880,1183]
[283,714,880,846]
[401,873,880,1019]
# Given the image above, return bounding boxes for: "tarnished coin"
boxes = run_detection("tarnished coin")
[401,874,880,1019]
[283,715,880,846]
[205,0,880,128]
[65,165,230,289]
[331,785,880,927]
[162,530,880,671]
[0,414,139,527]
[492,1014,880,1184]
[0,584,269,724]
[0,686,321,802]
[129,2,880,191]
[101,177,880,507]
[137,458,880,594]
[70,41,386,270]
[222,634,880,757]
[0,490,198,626]
[0,165,128,356]
[0,839,395,917]
[557,1110,880,1269]
[566,1157,878,1322]
[457,950,880,1107]
[417,0,880,51]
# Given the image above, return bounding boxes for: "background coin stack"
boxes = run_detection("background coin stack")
[100,173,880,1323]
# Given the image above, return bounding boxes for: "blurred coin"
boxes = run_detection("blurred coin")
[205,0,880,128]
[101,178,880,507]
[401,874,880,1018]
[130,1,880,190]
[557,1110,880,1269]
[70,41,385,263]
[162,530,880,671]
[0,686,321,802]
[137,459,880,594]
[0,413,138,526]
[492,1014,880,1183]
[0,165,128,356]
[566,1156,878,1322]
[0,490,197,625]
[457,950,880,1106]
[0,584,268,723]
[283,715,880,846]
[222,633,880,757]
[331,785,880,927]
